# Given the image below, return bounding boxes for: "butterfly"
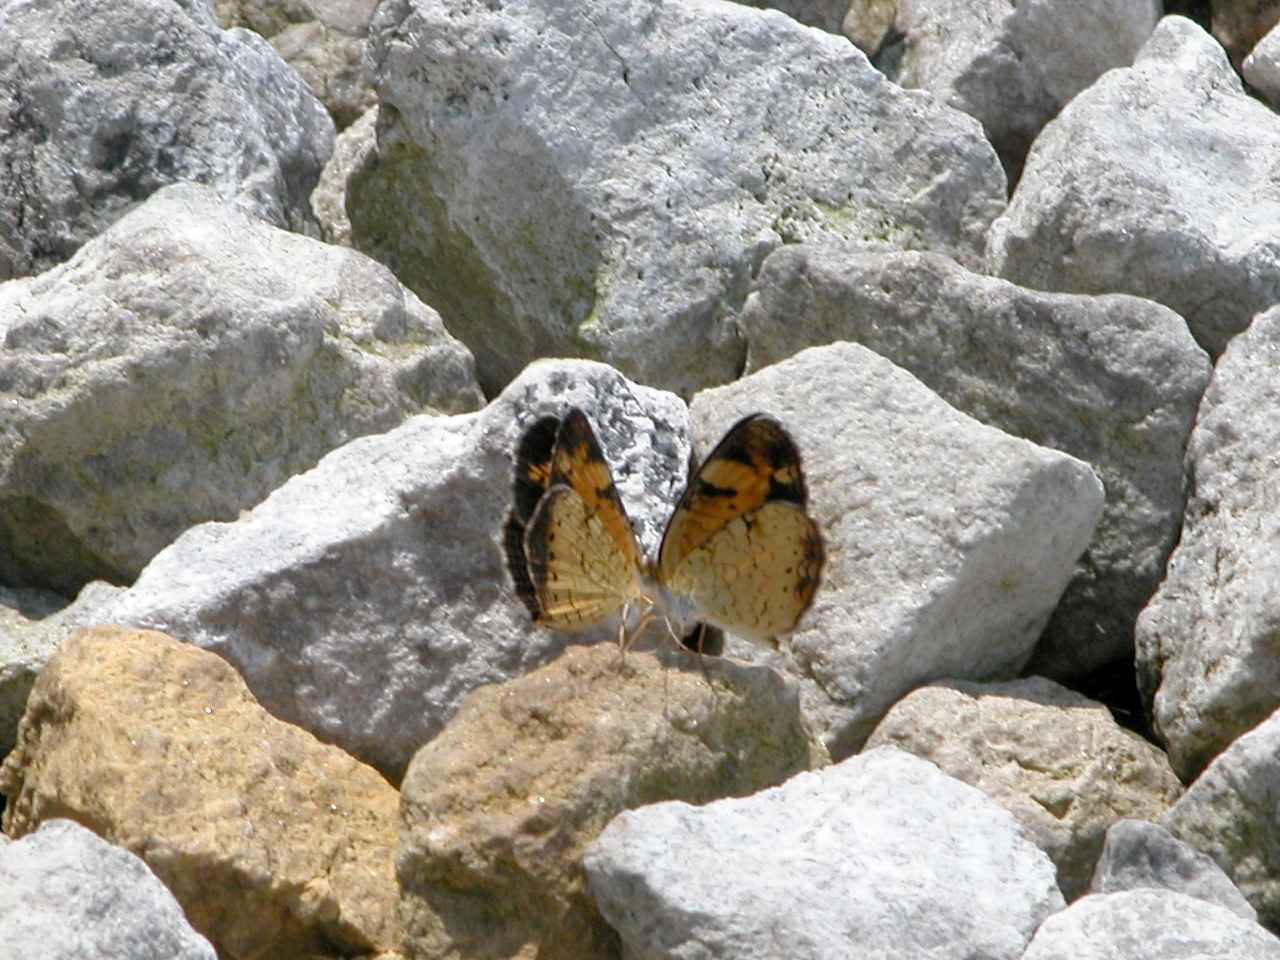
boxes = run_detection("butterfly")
[503,407,823,651]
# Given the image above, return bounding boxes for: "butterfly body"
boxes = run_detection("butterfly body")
[504,407,823,650]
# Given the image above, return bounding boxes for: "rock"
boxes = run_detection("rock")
[100,360,690,782]
[215,0,380,129]
[864,678,1183,899]
[893,0,1158,179]
[1136,306,1280,781]
[0,0,333,281]
[739,245,1208,678]
[1210,0,1280,66]
[1162,705,1280,929]
[1021,888,1280,959]
[988,16,1280,358]
[689,342,1104,759]
[733,0,852,36]
[843,0,899,55]
[0,581,123,758]
[313,106,379,247]
[0,626,399,960]
[351,0,1005,397]
[1243,20,1280,105]
[0,181,483,595]
[0,819,216,960]
[399,643,824,960]
[584,746,1064,959]
[1091,819,1257,922]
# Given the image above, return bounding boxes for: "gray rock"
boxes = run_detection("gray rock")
[740,245,1209,677]
[312,106,378,247]
[1163,706,1280,929]
[689,342,1104,759]
[894,0,1158,178]
[0,181,482,595]
[1136,305,1280,781]
[733,0,852,36]
[1091,819,1257,922]
[0,0,334,280]
[584,746,1064,960]
[0,819,216,960]
[352,0,1005,397]
[988,16,1280,357]
[101,360,691,782]
[1021,889,1280,960]
[865,678,1183,900]
[1243,20,1280,105]
[0,581,124,759]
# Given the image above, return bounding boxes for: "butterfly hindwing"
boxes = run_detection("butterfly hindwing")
[658,414,823,643]
[504,414,562,621]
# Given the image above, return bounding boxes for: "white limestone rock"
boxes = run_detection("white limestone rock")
[0,0,334,280]
[0,182,482,595]
[688,342,1104,759]
[584,746,1064,959]
[989,16,1280,357]
[351,0,1005,396]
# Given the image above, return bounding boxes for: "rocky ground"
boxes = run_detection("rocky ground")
[3,0,1280,958]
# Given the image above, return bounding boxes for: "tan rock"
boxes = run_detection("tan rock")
[0,626,399,960]
[398,643,827,960]
[865,676,1183,899]
[1211,0,1280,66]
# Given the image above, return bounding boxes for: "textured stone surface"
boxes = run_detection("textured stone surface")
[215,0,380,128]
[99,360,690,782]
[1163,706,1280,930]
[351,0,1004,396]
[313,106,378,247]
[1091,819,1257,922]
[1136,306,1280,781]
[842,0,898,54]
[733,0,851,35]
[1243,20,1280,104]
[0,0,333,280]
[585,746,1063,959]
[1211,0,1280,66]
[740,245,1208,677]
[893,0,1158,178]
[0,582,122,758]
[689,342,1103,759]
[988,16,1280,358]
[399,643,825,960]
[0,818,217,960]
[0,626,399,960]
[0,181,482,595]
[1022,889,1280,959]
[865,678,1183,900]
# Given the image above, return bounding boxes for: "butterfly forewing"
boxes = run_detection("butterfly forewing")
[658,414,823,643]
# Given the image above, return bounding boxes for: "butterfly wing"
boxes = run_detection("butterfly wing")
[505,408,643,629]
[658,414,823,644]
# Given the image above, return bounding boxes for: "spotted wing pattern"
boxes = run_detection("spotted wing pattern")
[504,409,643,629]
[658,414,823,644]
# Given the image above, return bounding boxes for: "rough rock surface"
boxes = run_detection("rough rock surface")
[864,678,1183,899]
[351,0,1005,396]
[0,0,334,280]
[0,627,400,960]
[313,106,378,246]
[0,818,217,960]
[1244,21,1280,104]
[1136,305,1280,781]
[988,16,1280,357]
[1091,819,1257,922]
[99,360,690,782]
[214,0,380,128]
[734,0,852,35]
[399,643,825,960]
[893,0,1159,178]
[0,582,122,758]
[1021,888,1280,959]
[739,245,1208,677]
[1163,706,1280,930]
[1211,0,1280,66]
[689,342,1104,759]
[0,181,482,595]
[584,746,1064,959]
